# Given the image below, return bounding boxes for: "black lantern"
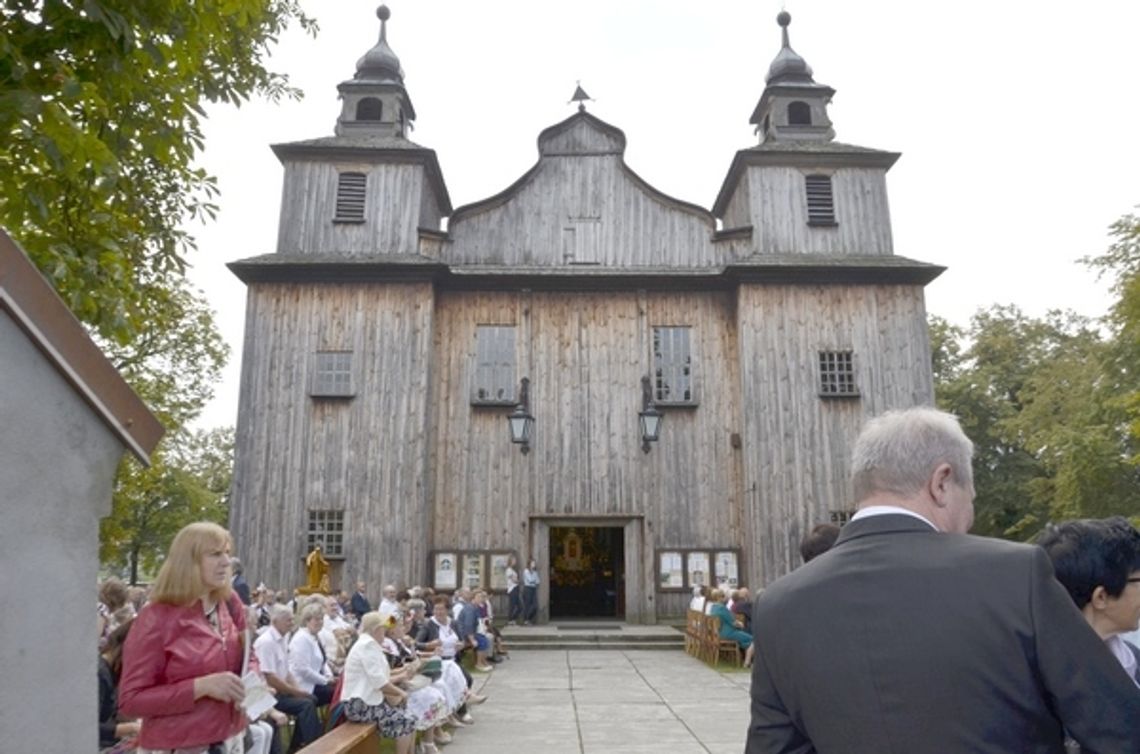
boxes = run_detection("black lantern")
[507,377,534,454]
[639,375,663,453]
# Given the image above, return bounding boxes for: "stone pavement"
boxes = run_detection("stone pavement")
[445,649,750,754]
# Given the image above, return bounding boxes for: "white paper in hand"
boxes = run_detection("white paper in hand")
[242,672,276,721]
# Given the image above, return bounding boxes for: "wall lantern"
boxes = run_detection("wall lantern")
[507,376,534,454]
[639,375,663,453]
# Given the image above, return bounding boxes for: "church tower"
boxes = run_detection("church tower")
[714,12,898,257]
[268,5,450,258]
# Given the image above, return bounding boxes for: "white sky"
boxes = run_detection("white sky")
[187,0,1140,429]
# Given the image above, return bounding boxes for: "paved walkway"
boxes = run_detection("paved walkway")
[446,650,750,754]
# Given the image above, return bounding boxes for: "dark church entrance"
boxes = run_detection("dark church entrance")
[549,526,625,618]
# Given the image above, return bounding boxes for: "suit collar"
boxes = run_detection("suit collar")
[835,513,939,547]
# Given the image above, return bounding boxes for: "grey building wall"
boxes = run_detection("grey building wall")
[0,313,124,752]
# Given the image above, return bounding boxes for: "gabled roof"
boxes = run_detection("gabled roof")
[450,109,713,226]
[0,230,163,464]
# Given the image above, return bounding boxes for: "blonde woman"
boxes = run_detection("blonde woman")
[119,522,247,754]
[341,609,417,754]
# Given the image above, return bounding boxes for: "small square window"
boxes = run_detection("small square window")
[307,510,345,558]
[312,351,354,398]
[829,510,854,525]
[819,350,858,398]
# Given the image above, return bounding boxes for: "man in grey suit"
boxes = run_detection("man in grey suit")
[746,407,1140,754]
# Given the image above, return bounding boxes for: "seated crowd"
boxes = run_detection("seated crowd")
[98,571,506,754]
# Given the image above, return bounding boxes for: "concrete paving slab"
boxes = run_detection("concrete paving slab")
[435,648,747,753]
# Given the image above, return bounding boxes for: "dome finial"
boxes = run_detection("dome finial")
[777,10,792,49]
[377,6,390,40]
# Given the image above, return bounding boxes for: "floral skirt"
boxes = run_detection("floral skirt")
[405,684,449,730]
[343,696,416,738]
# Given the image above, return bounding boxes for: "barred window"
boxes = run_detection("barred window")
[653,326,697,405]
[334,172,366,222]
[307,510,345,557]
[805,174,836,226]
[312,351,354,398]
[471,325,516,404]
[818,350,858,397]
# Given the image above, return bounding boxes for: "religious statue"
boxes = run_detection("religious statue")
[303,544,331,594]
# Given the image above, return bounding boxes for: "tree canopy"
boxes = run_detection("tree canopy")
[0,0,313,341]
[932,212,1140,538]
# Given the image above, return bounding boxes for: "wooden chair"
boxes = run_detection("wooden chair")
[685,609,704,657]
[704,614,743,667]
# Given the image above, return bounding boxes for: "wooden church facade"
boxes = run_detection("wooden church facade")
[229,8,942,622]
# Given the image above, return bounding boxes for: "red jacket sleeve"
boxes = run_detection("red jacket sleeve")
[118,605,198,717]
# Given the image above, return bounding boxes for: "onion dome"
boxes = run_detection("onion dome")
[766,11,815,85]
[356,5,403,83]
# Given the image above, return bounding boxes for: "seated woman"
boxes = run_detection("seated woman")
[1038,517,1140,683]
[707,588,755,667]
[341,610,418,754]
[416,595,478,725]
[382,616,452,752]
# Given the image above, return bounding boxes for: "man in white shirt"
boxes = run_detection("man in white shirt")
[254,605,322,750]
[378,583,401,619]
[289,602,335,706]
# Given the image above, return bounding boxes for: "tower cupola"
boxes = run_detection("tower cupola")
[335,5,416,138]
[750,12,835,143]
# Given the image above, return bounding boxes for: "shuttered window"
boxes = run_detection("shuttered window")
[307,510,345,557]
[334,172,366,222]
[653,326,697,405]
[818,350,858,397]
[311,351,354,398]
[472,325,516,404]
[805,174,836,226]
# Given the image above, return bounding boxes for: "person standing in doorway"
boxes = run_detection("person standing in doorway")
[522,559,540,625]
[505,555,521,625]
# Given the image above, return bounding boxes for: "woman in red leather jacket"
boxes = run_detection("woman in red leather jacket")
[119,522,248,754]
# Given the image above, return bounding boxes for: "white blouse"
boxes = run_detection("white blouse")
[341,633,390,706]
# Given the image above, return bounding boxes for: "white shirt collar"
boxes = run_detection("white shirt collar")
[852,505,939,531]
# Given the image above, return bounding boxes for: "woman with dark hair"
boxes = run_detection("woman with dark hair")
[99,620,141,751]
[119,522,248,754]
[1038,516,1140,683]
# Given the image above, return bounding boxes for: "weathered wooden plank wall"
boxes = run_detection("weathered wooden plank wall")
[230,282,435,593]
[720,167,894,255]
[735,283,934,587]
[276,161,434,255]
[427,289,745,620]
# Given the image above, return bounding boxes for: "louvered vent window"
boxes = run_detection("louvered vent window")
[805,174,837,226]
[818,350,859,398]
[334,172,366,222]
[311,351,355,398]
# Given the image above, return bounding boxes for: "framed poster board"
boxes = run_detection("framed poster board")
[655,547,743,592]
[658,550,684,590]
[489,552,512,592]
[433,552,457,591]
[714,550,739,591]
[462,553,485,590]
[686,551,710,589]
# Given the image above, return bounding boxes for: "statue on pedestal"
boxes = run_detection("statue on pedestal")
[302,544,331,594]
